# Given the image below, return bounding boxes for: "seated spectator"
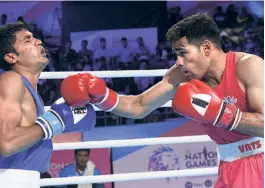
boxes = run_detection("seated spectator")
[78,40,93,64]
[135,37,151,62]
[214,6,226,28]
[117,37,136,70]
[149,49,167,69]
[93,37,114,63]
[237,7,255,28]
[0,14,7,26]
[168,7,183,28]
[60,41,77,62]
[57,149,104,188]
[59,41,78,71]
[17,16,25,23]
[224,4,239,28]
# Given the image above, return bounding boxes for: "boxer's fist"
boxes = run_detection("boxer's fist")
[172,79,242,131]
[35,98,96,139]
[61,73,119,111]
[60,73,91,106]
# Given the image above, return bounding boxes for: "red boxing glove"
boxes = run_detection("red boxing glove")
[61,73,119,111]
[172,79,242,131]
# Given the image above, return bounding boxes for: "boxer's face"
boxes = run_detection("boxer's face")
[75,151,89,167]
[173,37,210,79]
[12,29,48,71]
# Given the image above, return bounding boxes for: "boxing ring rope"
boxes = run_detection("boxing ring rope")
[39,70,218,187]
[40,69,168,79]
[44,99,172,111]
[40,167,218,186]
[52,135,213,150]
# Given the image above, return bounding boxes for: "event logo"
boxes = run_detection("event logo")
[205,180,213,187]
[185,180,213,188]
[185,181,193,188]
[148,146,180,182]
[185,146,218,168]
[223,96,237,104]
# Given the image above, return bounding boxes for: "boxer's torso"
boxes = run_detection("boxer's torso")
[202,51,252,144]
[0,74,52,172]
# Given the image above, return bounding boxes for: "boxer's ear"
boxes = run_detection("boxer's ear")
[4,53,18,65]
[201,40,211,57]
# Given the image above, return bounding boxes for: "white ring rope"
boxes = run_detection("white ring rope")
[40,167,218,186]
[45,99,172,111]
[40,69,168,79]
[53,135,213,150]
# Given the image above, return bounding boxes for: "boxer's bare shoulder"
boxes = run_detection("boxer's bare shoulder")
[235,52,264,113]
[0,72,24,154]
[0,71,25,102]
[0,71,37,125]
[235,52,264,87]
[0,72,38,128]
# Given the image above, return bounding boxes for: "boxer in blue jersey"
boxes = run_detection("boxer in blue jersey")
[0,22,96,188]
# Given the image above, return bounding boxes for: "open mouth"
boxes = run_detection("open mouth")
[184,70,194,79]
[184,71,190,76]
[41,48,47,57]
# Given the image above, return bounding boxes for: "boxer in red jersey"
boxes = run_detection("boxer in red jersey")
[60,13,263,188]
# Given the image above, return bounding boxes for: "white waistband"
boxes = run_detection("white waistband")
[217,137,264,162]
[0,169,40,188]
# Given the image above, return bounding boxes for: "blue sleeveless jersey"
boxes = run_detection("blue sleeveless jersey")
[0,76,53,172]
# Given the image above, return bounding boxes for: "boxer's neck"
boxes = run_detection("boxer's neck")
[76,163,86,172]
[203,51,226,87]
[14,67,41,91]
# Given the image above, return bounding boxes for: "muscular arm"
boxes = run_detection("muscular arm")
[0,72,44,157]
[112,65,189,118]
[235,55,264,137]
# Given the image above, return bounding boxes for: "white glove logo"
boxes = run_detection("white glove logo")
[71,107,87,124]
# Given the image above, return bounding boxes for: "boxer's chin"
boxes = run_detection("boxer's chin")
[41,56,49,64]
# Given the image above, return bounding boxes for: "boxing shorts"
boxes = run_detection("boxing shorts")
[0,169,40,188]
[215,137,264,188]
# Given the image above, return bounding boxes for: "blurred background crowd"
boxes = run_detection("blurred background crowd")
[1,2,264,127]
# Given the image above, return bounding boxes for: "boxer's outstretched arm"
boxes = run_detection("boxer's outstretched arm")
[235,55,264,137]
[112,65,188,118]
[0,72,44,157]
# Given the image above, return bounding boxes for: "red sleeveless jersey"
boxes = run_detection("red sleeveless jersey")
[201,51,251,144]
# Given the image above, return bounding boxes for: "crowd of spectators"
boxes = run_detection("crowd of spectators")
[1,4,263,126]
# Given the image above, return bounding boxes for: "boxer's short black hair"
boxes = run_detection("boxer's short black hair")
[0,22,28,71]
[166,13,221,49]
[74,149,90,155]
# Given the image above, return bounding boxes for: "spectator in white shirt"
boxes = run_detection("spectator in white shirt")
[93,37,113,62]
[135,37,150,62]
[117,37,136,70]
